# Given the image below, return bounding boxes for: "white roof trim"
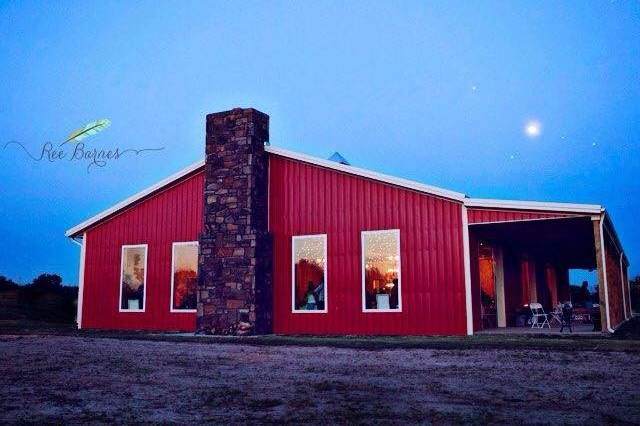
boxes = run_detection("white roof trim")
[66,145,608,238]
[65,159,205,237]
[265,146,466,201]
[464,198,603,214]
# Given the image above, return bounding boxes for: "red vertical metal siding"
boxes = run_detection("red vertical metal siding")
[82,171,203,331]
[467,208,575,224]
[269,155,467,335]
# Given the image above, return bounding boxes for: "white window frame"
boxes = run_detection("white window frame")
[361,229,402,313]
[118,244,148,313]
[170,241,199,313]
[291,234,328,314]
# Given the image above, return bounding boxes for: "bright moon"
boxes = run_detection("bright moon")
[525,120,542,138]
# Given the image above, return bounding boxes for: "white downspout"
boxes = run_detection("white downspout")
[462,205,473,336]
[76,233,87,329]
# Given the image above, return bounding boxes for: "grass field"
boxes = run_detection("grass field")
[1,325,639,424]
[2,319,640,353]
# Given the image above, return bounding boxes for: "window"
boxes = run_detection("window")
[362,230,401,312]
[171,242,198,312]
[292,234,327,313]
[119,245,147,312]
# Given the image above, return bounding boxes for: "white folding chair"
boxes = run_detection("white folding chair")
[529,303,550,328]
[548,304,562,327]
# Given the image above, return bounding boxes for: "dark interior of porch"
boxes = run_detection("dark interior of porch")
[468,216,599,331]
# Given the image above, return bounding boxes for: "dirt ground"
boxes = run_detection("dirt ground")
[1,335,639,425]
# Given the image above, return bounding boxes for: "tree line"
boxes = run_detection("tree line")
[0,272,638,320]
[631,275,640,314]
[0,274,78,323]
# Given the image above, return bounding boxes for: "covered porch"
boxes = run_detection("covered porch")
[467,208,631,334]
[476,323,598,336]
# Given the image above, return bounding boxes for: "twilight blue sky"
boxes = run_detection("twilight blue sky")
[0,1,638,285]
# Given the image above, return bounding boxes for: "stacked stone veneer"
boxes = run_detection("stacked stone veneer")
[197,108,272,335]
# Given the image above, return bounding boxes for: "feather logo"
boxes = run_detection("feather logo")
[61,119,111,145]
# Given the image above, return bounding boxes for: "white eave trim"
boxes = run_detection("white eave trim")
[265,146,466,202]
[65,145,466,237]
[65,159,205,237]
[464,198,603,215]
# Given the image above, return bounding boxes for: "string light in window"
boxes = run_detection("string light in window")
[294,236,325,267]
[364,231,399,268]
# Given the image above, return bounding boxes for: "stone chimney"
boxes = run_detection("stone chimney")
[197,108,272,335]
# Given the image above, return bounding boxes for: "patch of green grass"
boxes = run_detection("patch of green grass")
[577,371,607,381]
[287,396,316,410]
[0,319,76,333]
[469,409,497,424]
[131,333,640,353]
[312,380,348,392]
[247,398,284,410]
[423,408,476,424]
[79,409,110,422]
[203,388,247,406]
[46,391,83,406]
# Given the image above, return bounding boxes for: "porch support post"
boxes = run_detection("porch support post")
[620,253,628,320]
[528,258,538,303]
[462,206,474,335]
[592,216,612,333]
[622,258,632,318]
[625,263,633,317]
[556,265,569,302]
[495,247,506,328]
[546,264,559,307]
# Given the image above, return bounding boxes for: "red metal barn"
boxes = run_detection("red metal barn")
[66,108,632,336]
[78,169,204,331]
